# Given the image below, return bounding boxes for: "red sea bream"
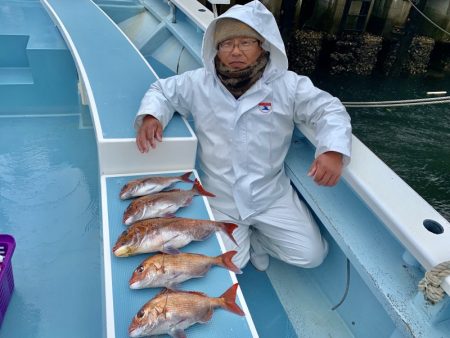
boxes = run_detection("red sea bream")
[129,251,241,289]
[122,179,215,225]
[113,217,238,257]
[128,284,245,337]
[119,172,193,200]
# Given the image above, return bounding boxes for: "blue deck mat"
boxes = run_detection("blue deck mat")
[104,173,254,337]
[0,115,102,338]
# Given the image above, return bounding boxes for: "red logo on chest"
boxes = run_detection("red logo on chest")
[258,102,272,113]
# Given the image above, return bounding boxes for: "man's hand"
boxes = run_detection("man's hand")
[136,115,163,153]
[307,151,344,187]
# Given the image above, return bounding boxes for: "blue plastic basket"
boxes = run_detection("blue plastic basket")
[0,235,15,328]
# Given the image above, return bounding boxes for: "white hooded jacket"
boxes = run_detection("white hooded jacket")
[136,1,352,220]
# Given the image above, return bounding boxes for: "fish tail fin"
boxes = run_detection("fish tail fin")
[192,179,215,197]
[216,250,242,274]
[218,222,239,246]
[219,283,245,316]
[180,171,194,183]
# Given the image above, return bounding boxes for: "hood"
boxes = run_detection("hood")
[202,1,288,81]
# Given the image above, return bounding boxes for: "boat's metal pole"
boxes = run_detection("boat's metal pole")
[208,0,230,18]
[168,0,176,23]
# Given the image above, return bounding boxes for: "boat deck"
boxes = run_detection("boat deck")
[0,115,103,338]
[1,0,450,337]
[38,0,256,336]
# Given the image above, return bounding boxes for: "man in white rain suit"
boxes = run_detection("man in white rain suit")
[135,1,352,271]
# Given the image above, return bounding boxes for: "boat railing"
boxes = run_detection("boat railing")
[298,123,450,298]
[41,0,198,175]
[165,0,214,30]
[286,127,450,336]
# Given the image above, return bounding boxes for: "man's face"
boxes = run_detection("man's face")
[217,37,263,70]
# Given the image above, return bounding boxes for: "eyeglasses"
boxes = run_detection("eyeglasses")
[218,38,259,52]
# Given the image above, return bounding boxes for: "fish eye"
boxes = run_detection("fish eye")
[135,265,144,273]
[137,310,145,318]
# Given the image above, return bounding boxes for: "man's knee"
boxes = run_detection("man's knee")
[283,239,329,268]
[300,247,327,268]
[233,248,250,269]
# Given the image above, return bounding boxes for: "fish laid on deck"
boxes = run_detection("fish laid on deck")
[128,283,245,338]
[122,179,215,225]
[113,217,238,257]
[119,172,193,200]
[129,251,241,289]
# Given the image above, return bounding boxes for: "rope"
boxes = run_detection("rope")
[418,261,450,304]
[342,96,450,108]
[176,45,185,74]
[331,258,350,310]
[407,0,450,36]
[343,96,450,105]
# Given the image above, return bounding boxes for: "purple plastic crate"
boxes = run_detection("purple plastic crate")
[0,234,15,328]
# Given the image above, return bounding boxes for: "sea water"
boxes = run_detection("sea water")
[313,74,450,221]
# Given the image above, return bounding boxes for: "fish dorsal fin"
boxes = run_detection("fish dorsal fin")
[164,189,182,193]
[161,212,177,219]
[184,290,207,297]
[141,176,157,183]
[156,288,176,297]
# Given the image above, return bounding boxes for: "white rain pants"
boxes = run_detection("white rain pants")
[213,186,328,269]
